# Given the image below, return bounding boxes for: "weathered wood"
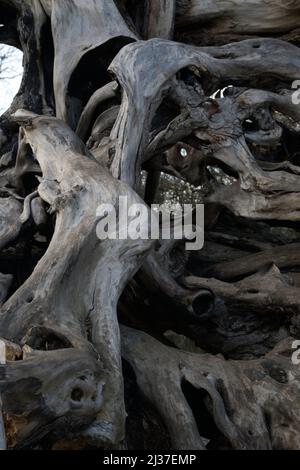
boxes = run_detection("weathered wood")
[0,396,6,450]
[110,37,300,188]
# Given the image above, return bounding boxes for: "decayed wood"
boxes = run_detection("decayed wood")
[0,110,153,447]
[139,240,214,321]
[0,349,105,448]
[143,0,176,39]
[0,198,22,250]
[49,0,136,123]
[0,0,49,142]
[201,243,300,281]
[122,326,300,450]
[109,38,300,185]
[0,338,22,361]
[176,0,300,45]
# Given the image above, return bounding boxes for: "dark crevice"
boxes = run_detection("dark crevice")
[181,379,233,450]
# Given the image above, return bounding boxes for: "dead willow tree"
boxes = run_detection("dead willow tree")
[0,0,300,451]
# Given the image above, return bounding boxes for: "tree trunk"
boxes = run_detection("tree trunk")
[0,0,300,450]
